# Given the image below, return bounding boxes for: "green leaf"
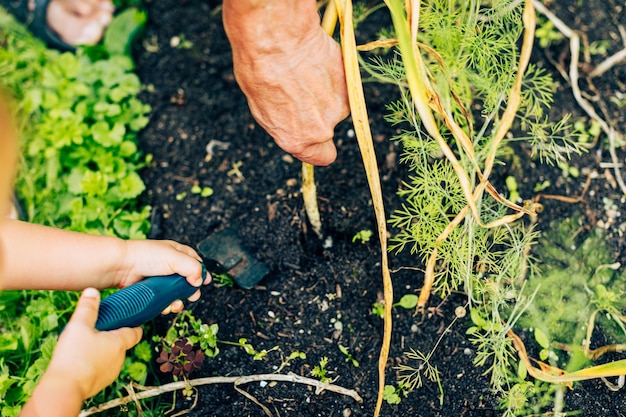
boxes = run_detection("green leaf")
[81,170,108,196]
[517,359,527,380]
[534,328,550,350]
[394,294,418,309]
[469,308,489,329]
[103,8,147,57]
[200,187,214,197]
[116,172,146,199]
[124,361,147,384]
[0,334,18,353]
[383,385,402,404]
[133,341,152,363]
[91,121,125,147]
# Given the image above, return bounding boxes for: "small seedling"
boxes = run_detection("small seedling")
[157,310,220,358]
[276,350,307,372]
[533,179,551,193]
[234,338,278,360]
[311,356,335,383]
[382,384,403,405]
[338,344,359,367]
[170,34,193,49]
[211,271,234,288]
[505,175,520,203]
[371,301,385,318]
[156,338,205,379]
[191,184,214,198]
[352,229,373,243]
[557,160,580,178]
[535,18,564,48]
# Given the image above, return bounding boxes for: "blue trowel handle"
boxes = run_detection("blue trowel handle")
[95,275,199,331]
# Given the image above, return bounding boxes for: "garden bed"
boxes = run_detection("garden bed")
[127,0,624,416]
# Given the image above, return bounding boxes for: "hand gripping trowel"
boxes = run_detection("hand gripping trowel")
[95,226,269,331]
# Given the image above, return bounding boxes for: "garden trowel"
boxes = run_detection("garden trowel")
[95,226,269,331]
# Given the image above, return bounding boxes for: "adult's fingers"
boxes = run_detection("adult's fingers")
[293,140,338,166]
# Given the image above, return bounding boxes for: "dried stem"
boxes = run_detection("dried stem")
[79,373,362,417]
[333,1,393,416]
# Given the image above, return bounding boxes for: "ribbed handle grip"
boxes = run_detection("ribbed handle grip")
[95,275,199,331]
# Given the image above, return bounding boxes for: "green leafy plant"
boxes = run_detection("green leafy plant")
[0,8,151,415]
[338,344,359,367]
[506,215,626,415]
[211,271,234,288]
[232,338,279,360]
[352,0,586,413]
[311,356,335,384]
[157,310,220,359]
[191,184,214,198]
[382,384,404,405]
[156,338,205,379]
[276,350,307,373]
[371,301,385,318]
[352,229,373,243]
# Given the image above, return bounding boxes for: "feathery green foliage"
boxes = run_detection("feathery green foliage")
[356,0,590,414]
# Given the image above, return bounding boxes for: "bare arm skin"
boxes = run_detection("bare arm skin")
[222,0,350,166]
[0,219,205,291]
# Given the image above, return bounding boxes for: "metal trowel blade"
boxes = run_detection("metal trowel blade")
[197,226,269,289]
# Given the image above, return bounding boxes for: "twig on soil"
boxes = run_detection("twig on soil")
[589,47,626,78]
[532,0,626,196]
[79,373,362,417]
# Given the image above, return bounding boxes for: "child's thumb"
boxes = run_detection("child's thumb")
[70,287,101,328]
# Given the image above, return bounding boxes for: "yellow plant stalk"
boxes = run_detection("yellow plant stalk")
[301,162,322,237]
[508,329,626,385]
[332,1,393,416]
[300,4,339,239]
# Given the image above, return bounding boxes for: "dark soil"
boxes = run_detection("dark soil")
[133,1,626,416]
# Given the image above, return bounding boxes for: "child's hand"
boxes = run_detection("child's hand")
[118,240,211,314]
[30,289,142,408]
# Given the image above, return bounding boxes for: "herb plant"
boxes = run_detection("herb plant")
[348,0,604,414]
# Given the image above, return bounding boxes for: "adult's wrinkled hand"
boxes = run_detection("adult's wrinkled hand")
[223,0,350,166]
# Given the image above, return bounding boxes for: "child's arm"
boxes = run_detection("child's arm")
[19,288,143,417]
[0,219,208,292]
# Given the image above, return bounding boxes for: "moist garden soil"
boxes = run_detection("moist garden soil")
[132,1,626,416]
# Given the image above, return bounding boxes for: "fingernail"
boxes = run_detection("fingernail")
[83,287,99,298]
